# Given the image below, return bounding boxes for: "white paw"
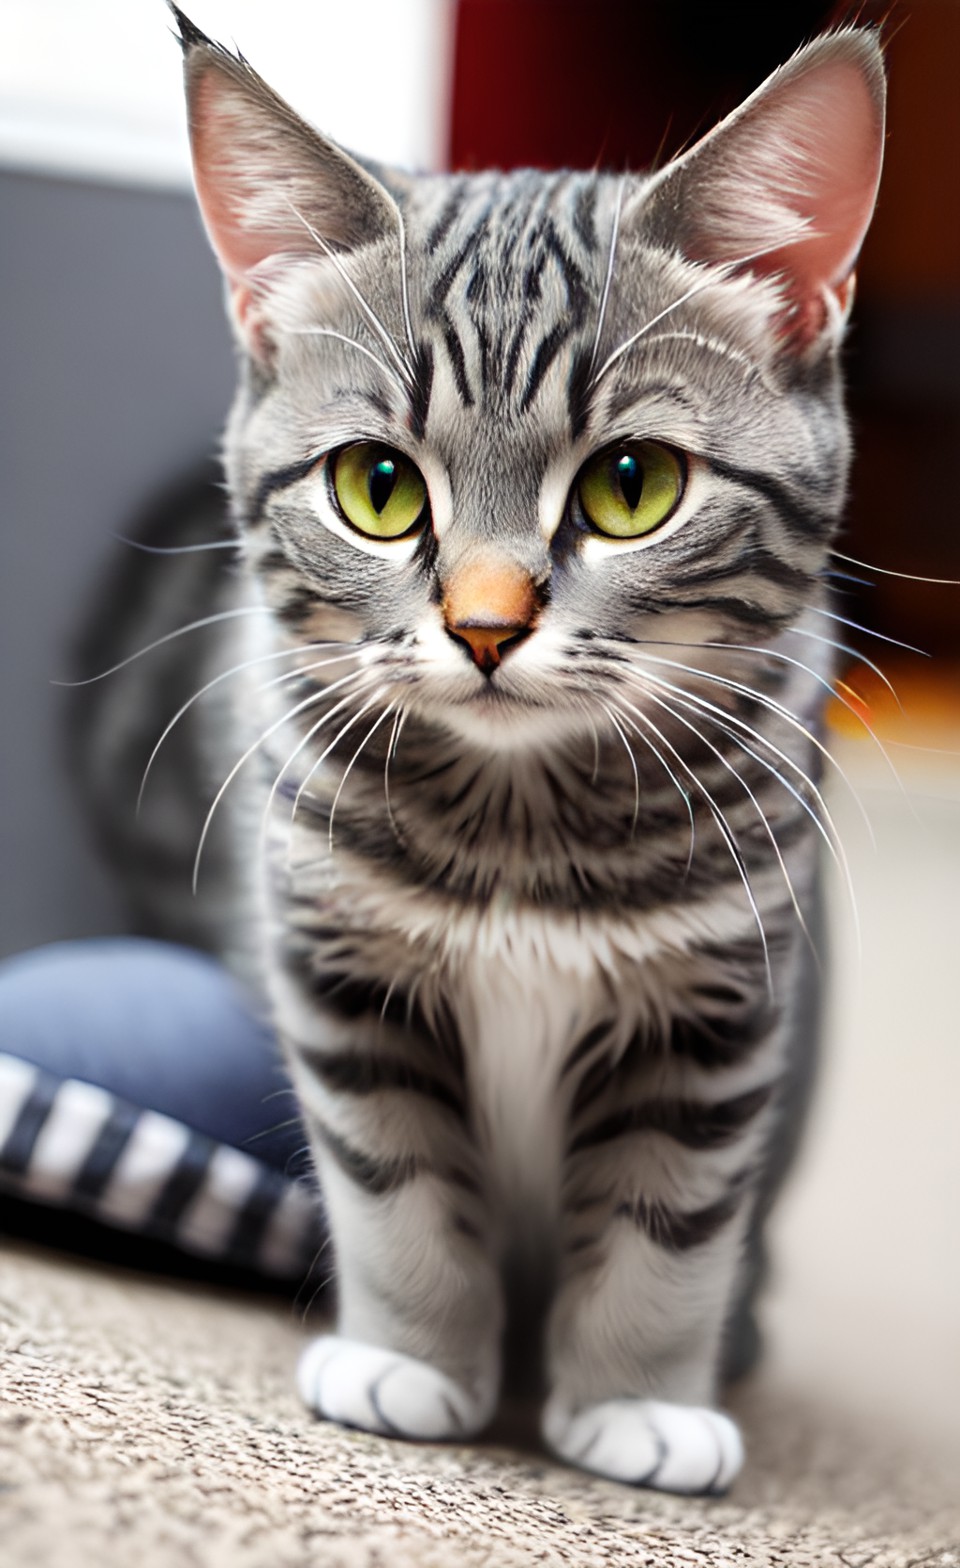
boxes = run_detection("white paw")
[543,1393,743,1494]
[297,1334,492,1442]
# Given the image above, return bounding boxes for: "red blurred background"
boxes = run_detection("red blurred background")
[449,0,960,703]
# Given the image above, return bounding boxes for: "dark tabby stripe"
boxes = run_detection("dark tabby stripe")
[615,1181,748,1252]
[522,226,589,412]
[560,1022,612,1082]
[428,226,488,316]
[302,1047,466,1120]
[248,454,321,526]
[569,1054,618,1122]
[409,341,434,441]
[666,592,796,630]
[668,1005,778,1069]
[311,1119,418,1196]
[283,950,465,1063]
[570,178,599,253]
[425,180,468,252]
[441,321,474,406]
[676,544,812,598]
[274,584,322,628]
[569,1082,774,1155]
[707,459,832,541]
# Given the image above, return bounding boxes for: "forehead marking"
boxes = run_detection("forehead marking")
[422,190,597,424]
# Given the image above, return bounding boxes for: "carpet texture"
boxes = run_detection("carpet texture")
[2,1241,958,1568]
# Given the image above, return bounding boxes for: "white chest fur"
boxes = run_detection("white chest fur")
[455,931,606,1227]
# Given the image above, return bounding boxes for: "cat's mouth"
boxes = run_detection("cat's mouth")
[421,671,590,753]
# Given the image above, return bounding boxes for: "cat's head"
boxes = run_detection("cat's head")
[172,7,884,753]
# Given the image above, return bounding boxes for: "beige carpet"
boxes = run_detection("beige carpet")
[2,1241,958,1568]
[3,736,959,1567]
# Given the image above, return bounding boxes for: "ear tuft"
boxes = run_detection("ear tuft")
[644,29,886,352]
[165,3,214,54]
[172,12,400,361]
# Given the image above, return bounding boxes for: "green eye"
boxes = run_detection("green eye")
[332,442,428,539]
[578,441,684,539]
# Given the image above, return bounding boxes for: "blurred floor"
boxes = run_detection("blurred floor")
[766,678,960,1449]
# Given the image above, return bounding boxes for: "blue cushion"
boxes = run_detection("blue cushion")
[0,939,303,1170]
[0,939,321,1277]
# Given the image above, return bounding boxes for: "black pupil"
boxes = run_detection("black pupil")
[368,457,398,515]
[616,453,644,512]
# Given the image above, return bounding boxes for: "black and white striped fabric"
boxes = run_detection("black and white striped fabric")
[0,1052,321,1278]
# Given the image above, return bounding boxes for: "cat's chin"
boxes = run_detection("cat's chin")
[433,690,585,753]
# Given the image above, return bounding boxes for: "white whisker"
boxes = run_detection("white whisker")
[287,687,390,853]
[627,638,865,828]
[623,654,867,933]
[589,245,779,390]
[601,704,640,836]
[643,670,849,879]
[811,605,929,658]
[112,534,237,555]
[641,682,808,964]
[615,696,772,989]
[587,176,625,379]
[193,668,371,893]
[328,698,396,852]
[638,631,898,819]
[285,326,404,386]
[284,198,414,389]
[395,200,418,367]
[383,705,408,847]
[258,648,362,692]
[53,606,268,688]
[607,700,696,872]
[139,642,354,812]
[378,975,402,1035]
[629,674,847,961]
[626,328,766,384]
[784,627,903,711]
[620,643,878,847]
[259,671,381,859]
[831,549,960,587]
[586,715,601,786]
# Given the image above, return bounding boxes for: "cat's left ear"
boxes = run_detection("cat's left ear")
[639,29,886,353]
[169,6,400,358]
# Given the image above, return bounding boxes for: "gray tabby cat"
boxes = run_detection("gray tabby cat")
[170,7,884,1492]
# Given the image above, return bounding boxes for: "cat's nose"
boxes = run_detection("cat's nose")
[448,621,533,673]
[442,557,537,675]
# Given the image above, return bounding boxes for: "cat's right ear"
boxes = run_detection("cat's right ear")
[635,29,886,355]
[169,6,398,359]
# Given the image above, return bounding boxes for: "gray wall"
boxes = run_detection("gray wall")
[0,169,234,958]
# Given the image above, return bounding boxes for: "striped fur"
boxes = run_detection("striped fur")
[171,10,885,1493]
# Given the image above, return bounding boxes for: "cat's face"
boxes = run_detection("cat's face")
[176,14,884,756]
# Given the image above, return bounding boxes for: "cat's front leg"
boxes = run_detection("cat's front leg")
[283,1005,502,1443]
[543,1014,781,1493]
[296,1164,501,1441]
[541,1222,747,1493]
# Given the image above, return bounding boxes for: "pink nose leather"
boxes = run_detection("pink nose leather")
[442,558,536,673]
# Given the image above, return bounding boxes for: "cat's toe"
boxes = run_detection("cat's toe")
[542,1393,743,1493]
[297,1334,491,1441]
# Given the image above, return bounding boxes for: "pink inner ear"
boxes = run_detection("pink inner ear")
[759,59,884,294]
[189,69,307,288]
[682,47,884,347]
